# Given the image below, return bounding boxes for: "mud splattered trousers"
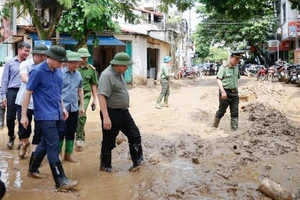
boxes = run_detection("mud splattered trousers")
[156,78,170,105]
[215,89,239,130]
[76,91,91,142]
[100,108,143,168]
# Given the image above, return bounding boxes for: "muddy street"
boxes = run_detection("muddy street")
[1,76,300,200]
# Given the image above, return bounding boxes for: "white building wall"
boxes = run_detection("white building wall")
[115,34,148,85]
[281,0,298,40]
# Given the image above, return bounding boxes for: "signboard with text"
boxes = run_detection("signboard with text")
[34,40,52,49]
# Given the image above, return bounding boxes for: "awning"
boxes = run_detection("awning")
[2,35,23,44]
[29,34,125,46]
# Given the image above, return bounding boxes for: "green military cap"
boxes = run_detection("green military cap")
[77,47,91,57]
[110,52,133,66]
[31,44,48,54]
[66,51,83,62]
[44,45,68,62]
[230,51,244,58]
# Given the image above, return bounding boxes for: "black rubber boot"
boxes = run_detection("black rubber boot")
[0,171,6,199]
[27,153,47,178]
[100,150,112,172]
[129,143,144,172]
[50,162,78,190]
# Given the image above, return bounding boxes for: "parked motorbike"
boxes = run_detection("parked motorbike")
[267,64,285,82]
[177,66,201,79]
[285,65,300,84]
[257,65,267,81]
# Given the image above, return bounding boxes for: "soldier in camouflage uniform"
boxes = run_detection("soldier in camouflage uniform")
[156,56,174,109]
[212,51,244,131]
[75,47,98,148]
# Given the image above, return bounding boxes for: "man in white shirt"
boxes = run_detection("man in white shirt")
[15,44,48,158]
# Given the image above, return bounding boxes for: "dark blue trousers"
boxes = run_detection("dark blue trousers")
[34,120,61,164]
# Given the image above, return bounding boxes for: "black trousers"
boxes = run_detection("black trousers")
[6,88,19,140]
[100,108,141,153]
[215,89,239,119]
[16,105,42,144]
[59,111,79,141]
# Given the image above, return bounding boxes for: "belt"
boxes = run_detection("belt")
[108,107,128,111]
[224,88,237,93]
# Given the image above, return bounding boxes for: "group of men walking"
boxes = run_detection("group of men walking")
[0,42,144,191]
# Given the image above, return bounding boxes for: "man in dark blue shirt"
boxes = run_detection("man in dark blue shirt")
[21,45,78,190]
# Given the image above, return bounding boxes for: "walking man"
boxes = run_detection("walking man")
[15,44,48,158]
[21,45,78,190]
[59,51,84,162]
[1,42,31,149]
[75,47,98,148]
[156,56,173,109]
[98,52,143,172]
[212,51,244,131]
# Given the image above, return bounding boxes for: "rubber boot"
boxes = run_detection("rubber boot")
[231,117,238,131]
[100,150,112,172]
[59,140,64,161]
[50,162,78,190]
[0,171,6,199]
[64,140,78,162]
[129,143,144,172]
[212,117,221,128]
[27,153,47,178]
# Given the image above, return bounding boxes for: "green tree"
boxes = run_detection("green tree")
[2,0,72,40]
[1,0,195,48]
[56,0,138,50]
[193,2,277,61]
[204,46,228,63]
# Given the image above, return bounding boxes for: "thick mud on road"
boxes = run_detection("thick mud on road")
[1,76,300,200]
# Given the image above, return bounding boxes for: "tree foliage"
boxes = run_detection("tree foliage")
[57,0,138,49]
[193,1,277,61]
[198,0,275,21]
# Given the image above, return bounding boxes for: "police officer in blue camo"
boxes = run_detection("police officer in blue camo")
[212,51,244,131]
[21,45,78,190]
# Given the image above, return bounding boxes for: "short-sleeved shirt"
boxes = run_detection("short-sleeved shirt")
[77,64,98,92]
[217,63,240,89]
[98,65,129,109]
[15,58,35,109]
[26,60,63,120]
[62,66,82,112]
[160,63,170,79]
[0,56,22,99]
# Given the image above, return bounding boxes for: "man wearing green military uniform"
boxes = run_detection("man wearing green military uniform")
[76,47,98,148]
[212,51,244,131]
[156,56,174,109]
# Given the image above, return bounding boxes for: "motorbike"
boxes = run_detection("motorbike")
[284,65,300,84]
[296,71,300,87]
[267,64,285,82]
[177,66,201,79]
[256,65,267,81]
